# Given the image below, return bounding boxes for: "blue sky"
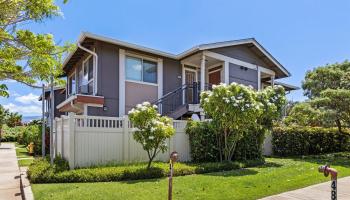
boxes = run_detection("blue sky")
[1,0,350,116]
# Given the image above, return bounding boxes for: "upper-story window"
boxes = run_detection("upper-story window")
[126,56,157,84]
[68,73,76,95]
[82,56,94,94]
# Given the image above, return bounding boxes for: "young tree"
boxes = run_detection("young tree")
[0,0,71,96]
[200,83,262,161]
[0,105,9,143]
[128,102,175,169]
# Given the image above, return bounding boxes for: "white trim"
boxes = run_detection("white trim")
[208,68,222,74]
[63,33,290,78]
[125,51,158,62]
[119,49,126,117]
[77,43,98,95]
[157,58,163,100]
[200,54,206,92]
[181,61,199,69]
[259,67,275,76]
[204,50,257,70]
[208,63,223,70]
[257,67,261,91]
[224,61,229,84]
[85,103,104,107]
[56,95,77,109]
[125,54,158,85]
[83,104,88,115]
[125,80,158,87]
[182,64,185,104]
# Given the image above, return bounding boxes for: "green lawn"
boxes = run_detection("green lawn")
[32,154,350,200]
[15,143,34,166]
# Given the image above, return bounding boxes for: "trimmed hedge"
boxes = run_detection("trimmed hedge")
[28,158,264,183]
[272,126,350,156]
[186,121,265,162]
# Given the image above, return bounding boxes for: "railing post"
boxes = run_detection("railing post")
[193,82,198,104]
[68,113,76,169]
[123,115,129,162]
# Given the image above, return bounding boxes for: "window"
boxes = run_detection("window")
[81,56,94,95]
[125,56,157,84]
[68,73,76,95]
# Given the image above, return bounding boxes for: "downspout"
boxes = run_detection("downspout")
[77,43,98,96]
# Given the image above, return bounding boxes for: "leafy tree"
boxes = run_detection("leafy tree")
[283,102,334,127]
[0,0,72,96]
[128,102,175,169]
[201,83,258,161]
[0,105,9,140]
[312,89,350,132]
[302,61,350,99]
[5,112,22,127]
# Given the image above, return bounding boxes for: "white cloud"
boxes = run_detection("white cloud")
[15,93,41,105]
[3,103,42,116]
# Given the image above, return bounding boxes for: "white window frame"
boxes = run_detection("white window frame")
[82,55,94,94]
[125,53,158,85]
[68,71,76,96]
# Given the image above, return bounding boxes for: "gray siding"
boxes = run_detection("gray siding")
[163,58,182,94]
[54,90,66,118]
[211,45,270,67]
[88,42,119,116]
[229,63,258,89]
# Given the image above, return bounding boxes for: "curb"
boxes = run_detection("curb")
[20,167,34,200]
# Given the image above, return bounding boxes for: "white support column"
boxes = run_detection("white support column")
[200,54,205,91]
[157,58,163,100]
[257,66,261,91]
[224,61,229,84]
[182,64,185,104]
[119,49,126,117]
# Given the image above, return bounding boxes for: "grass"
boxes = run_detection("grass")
[15,143,34,166]
[31,152,350,200]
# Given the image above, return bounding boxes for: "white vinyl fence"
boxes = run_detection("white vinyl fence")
[54,114,190,169]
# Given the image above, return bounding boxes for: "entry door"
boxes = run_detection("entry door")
[185,69,197,103]
[208,70,221,86]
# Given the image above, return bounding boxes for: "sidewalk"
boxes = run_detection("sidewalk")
[0,143,22,200]
[260,176,350,200]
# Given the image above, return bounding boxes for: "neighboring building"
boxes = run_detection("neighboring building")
[39,87,66,126]
[56,32,297,119]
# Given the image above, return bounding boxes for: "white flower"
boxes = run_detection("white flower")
[142,102,150,106]
[153,105,158,109]
[136,104,142,109]
[149,136,154,140]
[233,103,238,107]
[230,82,237,86]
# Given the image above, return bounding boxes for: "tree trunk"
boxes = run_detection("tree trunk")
[336,118,343,133]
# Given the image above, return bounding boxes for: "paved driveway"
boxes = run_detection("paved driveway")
[0,143,22,200]
[260,176,350,200]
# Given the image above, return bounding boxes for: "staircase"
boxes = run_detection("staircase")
[153,82,200,119]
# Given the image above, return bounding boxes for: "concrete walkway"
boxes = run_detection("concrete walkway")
[260,176,350,200]
[0,143,22,200]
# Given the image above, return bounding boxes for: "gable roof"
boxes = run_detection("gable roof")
[63,32,291,77]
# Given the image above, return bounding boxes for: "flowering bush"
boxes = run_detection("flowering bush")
[128,102,175,169]
[200,83,286,161]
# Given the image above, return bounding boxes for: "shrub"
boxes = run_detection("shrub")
[186,121,219,162]
[186,121,266,162]
[17,125,42,155]
[53,154,69,172]
[272,126,350,156]
[28,159,264,183]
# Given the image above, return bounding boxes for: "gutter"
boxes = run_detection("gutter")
[77,43,98,95]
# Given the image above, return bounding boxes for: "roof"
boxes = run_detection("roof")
[63,32,291,77]
[38,87,65,101]
[269,81,300,91]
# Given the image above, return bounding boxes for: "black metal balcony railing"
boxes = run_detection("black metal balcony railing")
[153,82,213,116]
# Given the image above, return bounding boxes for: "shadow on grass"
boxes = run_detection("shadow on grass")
[206,168,259,177]
[289,152,350,168]
[254,161,283,169]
